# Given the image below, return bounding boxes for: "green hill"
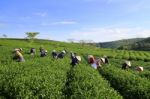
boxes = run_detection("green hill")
[128,37,150,51]
[97,37,150,51]
[97,38,144,49]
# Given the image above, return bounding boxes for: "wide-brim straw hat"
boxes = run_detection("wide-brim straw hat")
[138,66,144,71]
[125,61,131,66]
[76,56,81,61]
[62,50,66,54]
[88,55,94,59]
[53,50,56,52]
[101,58,105,63]
[19,48,22,51]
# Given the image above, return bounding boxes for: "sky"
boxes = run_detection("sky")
[0,0,150,42]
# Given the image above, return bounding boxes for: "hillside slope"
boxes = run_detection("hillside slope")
[97,37,150,51]
[97,38,144,49]
[129,37,150,51]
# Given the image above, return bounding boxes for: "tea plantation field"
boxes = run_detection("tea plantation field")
[0,39,150,99]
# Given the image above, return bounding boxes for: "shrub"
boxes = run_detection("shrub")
[99,65,150,99]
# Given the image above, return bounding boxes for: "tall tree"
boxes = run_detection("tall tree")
[25,32,39,46]
[26,32,39,40]
[2,34,7,38]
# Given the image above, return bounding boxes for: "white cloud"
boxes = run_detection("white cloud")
[136,30,150,38]
[52,21,78,25]
[69,27,150,42]
[35,12,47,17]
[40,20,78,26]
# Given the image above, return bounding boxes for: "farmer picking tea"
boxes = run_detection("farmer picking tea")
[122,60,131,70]
[13,48,25,62]
[30,48,36,55]
[57,50,66,59]
[51,50,57,59]
[70,52,81,66]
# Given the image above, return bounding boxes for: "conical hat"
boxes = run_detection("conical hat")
[88,55,93,59]
[101,58,105,63]
[53,50,56,52]
[62,50,66,54]
[19,48,22,51]
[138,66,144,71]
[125,61,131,66]
[76,56,81,61]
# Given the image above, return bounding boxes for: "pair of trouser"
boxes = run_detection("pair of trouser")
[18,57,25,62]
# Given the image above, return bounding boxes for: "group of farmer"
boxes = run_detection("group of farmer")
[12,47,144,72]
[121,60,144,72]
[87,55,143,72]
[13,47,66,60]
[88,55,109,69]
[12,47,81,66]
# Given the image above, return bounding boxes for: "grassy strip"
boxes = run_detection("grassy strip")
[109,59,150,79]
[0,57,70,98]
[99,65,150,99]
[62,63,123,99]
